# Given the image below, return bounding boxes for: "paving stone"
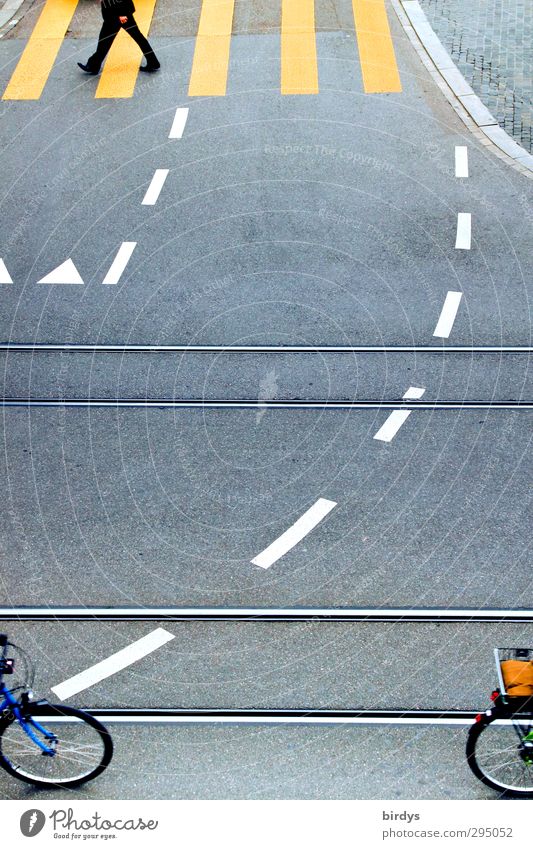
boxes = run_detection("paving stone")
[419,0,533,153]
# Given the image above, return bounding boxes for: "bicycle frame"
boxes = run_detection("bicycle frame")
[0,635,56,756]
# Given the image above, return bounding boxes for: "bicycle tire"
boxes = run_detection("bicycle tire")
[0,703,113,788]
[466,712,533,797]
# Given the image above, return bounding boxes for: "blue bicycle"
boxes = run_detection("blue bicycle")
[0,634,113,788]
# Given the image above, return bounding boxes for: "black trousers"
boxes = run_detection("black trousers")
[87,13,158,71]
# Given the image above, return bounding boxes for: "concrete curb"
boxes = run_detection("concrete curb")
[0,0,26,36]
[392,0,533,180]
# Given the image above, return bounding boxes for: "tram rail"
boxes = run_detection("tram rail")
[2,607,533,622]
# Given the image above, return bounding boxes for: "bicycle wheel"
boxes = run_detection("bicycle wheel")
[0,703,113,788]
[467,713,533,796]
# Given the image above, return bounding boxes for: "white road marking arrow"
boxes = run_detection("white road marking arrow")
[0,258,13,284]
[36,258,84,285]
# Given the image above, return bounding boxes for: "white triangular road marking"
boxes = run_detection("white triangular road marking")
[0,258,13,284]
[36,258,84,285]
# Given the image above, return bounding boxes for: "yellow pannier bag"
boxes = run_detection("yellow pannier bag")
[501,660,533,697]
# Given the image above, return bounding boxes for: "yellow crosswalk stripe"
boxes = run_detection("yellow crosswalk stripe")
[281,0,318,95]
[95,0,158,98]
[351,0,401,93]
[2,0,79,100]
[188,0,235,97]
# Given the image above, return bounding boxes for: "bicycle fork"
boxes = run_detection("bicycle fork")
[13,704,57,757]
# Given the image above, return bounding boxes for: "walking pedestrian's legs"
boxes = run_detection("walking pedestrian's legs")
[122,15,160,68]
[86,17,121,72]
[124,15,159,68]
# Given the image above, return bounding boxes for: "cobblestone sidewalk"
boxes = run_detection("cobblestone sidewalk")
[419,0,533,154]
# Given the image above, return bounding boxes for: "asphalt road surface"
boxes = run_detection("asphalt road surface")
[0,0,532,800]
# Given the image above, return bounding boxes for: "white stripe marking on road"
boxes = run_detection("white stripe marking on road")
[373,386,426,442]
[251,498,337,569]
[101,242,136,285]
[433,291,463,338]
[169,107,189,139]
[402,386,425,401]
[455,213,471,249]
[142,169,169,205]
[373,410,411,442]
[0,258,13,284]
[455,146,469,178]
[51,628,175,700]
[36,258,84,285]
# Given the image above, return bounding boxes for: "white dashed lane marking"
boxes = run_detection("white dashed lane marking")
[373,386,426,442]
[0,258,13,284]
[402,386,426,401]
[455,213,471,249]
[251,498,337,569]
[101,241,137,285]
[36,258,84,285]
[433,291,463,338]
[51,628,175,700]
[142,169,169,205]
[455,146,469,178]
[168,107,189,139]
[142,168,168,206]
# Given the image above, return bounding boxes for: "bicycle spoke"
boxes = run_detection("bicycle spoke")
[473,721,533,793]
[0,713,108,784]
[487,756,527,772]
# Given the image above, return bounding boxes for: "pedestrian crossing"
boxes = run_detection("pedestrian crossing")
[2,0,401,100]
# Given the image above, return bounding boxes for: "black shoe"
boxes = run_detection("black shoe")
[139,62,160,72]
[78,62,99,75]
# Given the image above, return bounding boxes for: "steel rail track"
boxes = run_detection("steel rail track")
[3,607,533,622]
[2,398,531,409]
[82,708,479,725]
[42,708,480,725]
[1,344,532,354]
